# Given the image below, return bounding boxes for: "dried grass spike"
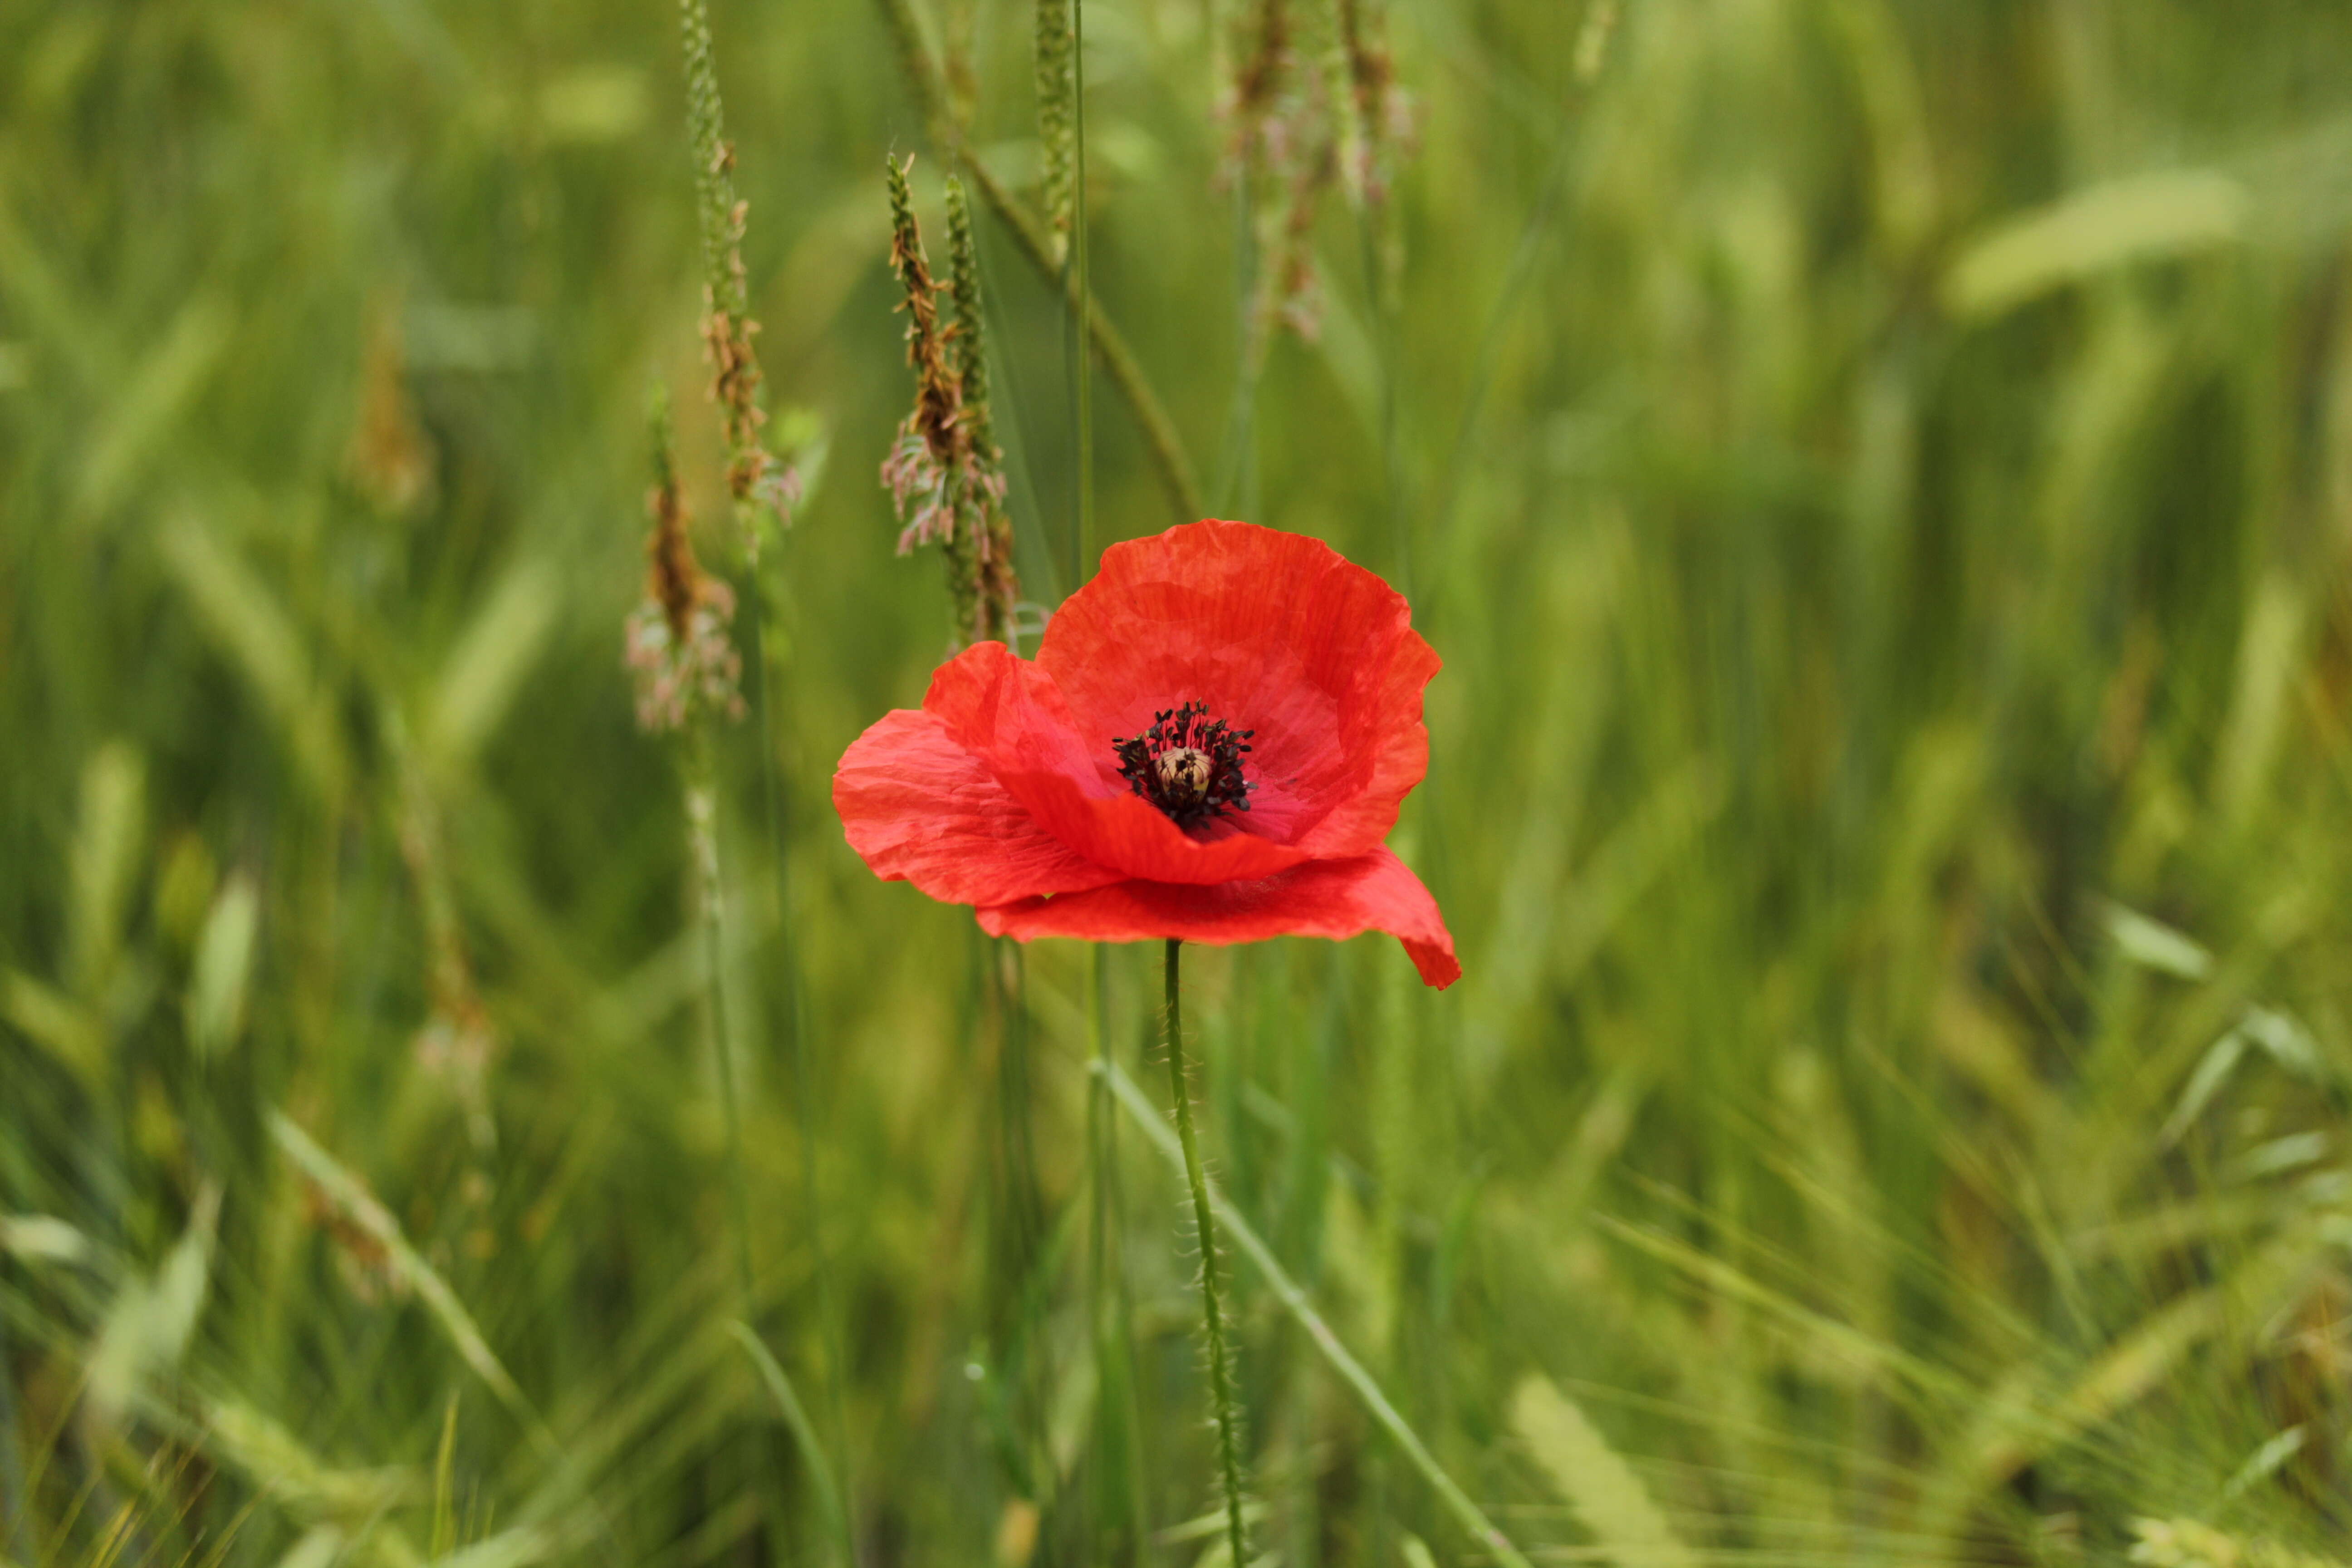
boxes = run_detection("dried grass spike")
[677,0,793,534]
[945,174,1018,641]
[627,382,744,733]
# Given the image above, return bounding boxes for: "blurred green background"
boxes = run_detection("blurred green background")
[12,0,2352,1564]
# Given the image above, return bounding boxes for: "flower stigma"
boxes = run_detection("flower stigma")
[1113,701,1254,829]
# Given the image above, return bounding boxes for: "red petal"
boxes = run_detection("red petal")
[1038,519,1440,859]
[923,641,1313,887]
[833,707,1125,906]
[975,848,1461,990]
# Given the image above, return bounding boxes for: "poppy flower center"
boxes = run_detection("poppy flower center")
[1112,701,1254,829]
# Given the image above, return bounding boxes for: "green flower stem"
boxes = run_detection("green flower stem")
[1164,939,1249,1568]
[1100,1052,1537,1568]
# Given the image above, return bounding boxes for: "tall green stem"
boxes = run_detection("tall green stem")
[747,553,855,1561]
[1358,213,1409,600]
[1099,1058,1535,1568]
[1087,943,1114,1552]
[1164,940,1249,1568]
[1215,171,1263,517]
[990,938,1048,1488]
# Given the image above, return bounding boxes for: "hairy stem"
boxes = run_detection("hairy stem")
[1099,1055,1536,1568]
[1165,940,1249,1568]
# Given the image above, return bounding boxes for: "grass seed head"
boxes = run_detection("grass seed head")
[628,383,743,733]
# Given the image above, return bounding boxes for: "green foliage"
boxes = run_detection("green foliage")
[9,0,2352,1565]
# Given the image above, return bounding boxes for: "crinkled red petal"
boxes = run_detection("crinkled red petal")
[832,707,1125,906]
[922,640,1312,887]
[1038,519,1440,858]
[975,847,1461,990]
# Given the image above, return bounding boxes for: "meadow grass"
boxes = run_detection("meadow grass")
[10,1,2352,1565]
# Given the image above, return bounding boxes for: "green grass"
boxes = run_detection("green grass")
[11,0,2352,1564]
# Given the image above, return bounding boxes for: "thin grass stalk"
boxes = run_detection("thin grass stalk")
[881,142,1049,1518]
[691,748,813,1566]
[627,387,761,1352]
[1162,941,1249,1568]
[1063,29,1108,1529]
[680,0,846,1514]
[1377,20,1617,937]
[970,155,1201,526]
[1086,944,1117,1558]
[931,146,1052,1486]
[729,1321,853,1563]
[792,959,854,1563]
[685,751,756,1313]
[1426,0,1614,616]
[1066,0,1095,584]
[1213,169,1265,518]
[667,14,838,1534]
[1087,943,1151,1563]
[1351,193,1455,916]
[1217,0,1334,518]
[993,938,1050,1495]
[1426,129,1572,603]
[1343,74,1451,1365]
[1211,0,1279,518]
[1098,1056,1536,1568]
[1357,215,1408,598]
[1054,11,1152,1549]
[749,526,855,1563]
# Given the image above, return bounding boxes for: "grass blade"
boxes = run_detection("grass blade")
[267,1112,527,1419]
[725,1321,850,1563]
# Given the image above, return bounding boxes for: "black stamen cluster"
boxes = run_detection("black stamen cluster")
[1112,701,1255,829]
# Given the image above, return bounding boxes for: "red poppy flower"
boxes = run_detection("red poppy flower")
[832,519,1459,988]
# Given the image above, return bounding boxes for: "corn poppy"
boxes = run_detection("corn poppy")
[833,519,1459,988]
